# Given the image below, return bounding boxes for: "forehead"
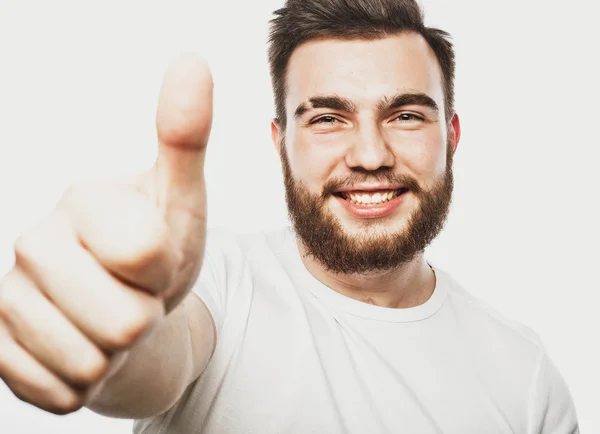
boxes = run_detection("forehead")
[286,32,445,112]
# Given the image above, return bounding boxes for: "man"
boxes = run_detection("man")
[0,0,579,432]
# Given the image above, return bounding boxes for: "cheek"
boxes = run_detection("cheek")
[288,129,351,188]
[390,128,447,179]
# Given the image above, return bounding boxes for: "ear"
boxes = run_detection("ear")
[271,119,283,157]
[448,113,461,154]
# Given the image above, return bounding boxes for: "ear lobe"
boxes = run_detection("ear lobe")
[449,113,461,154]
[271,119,282,156]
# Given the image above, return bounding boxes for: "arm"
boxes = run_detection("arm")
[86,294,215,419]
[528,351,579,434]
[0,54,215,419]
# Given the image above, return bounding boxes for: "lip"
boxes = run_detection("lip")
[334,184,404,193]
[334,190,408,219]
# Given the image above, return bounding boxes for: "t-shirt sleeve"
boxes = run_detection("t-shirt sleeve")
[190,228,233,334]
[527,350,579,434]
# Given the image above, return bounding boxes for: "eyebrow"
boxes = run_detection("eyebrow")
[294,96,357,119]
[293,92,439,120]
[377,92,439,113]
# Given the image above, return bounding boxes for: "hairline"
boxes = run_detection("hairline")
[276,30,452,128]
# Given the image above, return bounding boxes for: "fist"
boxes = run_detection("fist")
[0,53,213,414]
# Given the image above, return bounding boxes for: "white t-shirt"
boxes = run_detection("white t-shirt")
[134,228,578,434]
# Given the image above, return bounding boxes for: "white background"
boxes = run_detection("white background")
[0,0,598,433]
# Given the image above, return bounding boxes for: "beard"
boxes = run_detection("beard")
[281,140,454,275]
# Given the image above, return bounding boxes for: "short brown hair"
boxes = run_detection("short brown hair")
[268,0,455,127]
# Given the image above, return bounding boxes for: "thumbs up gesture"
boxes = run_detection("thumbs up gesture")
[0,54,213,414]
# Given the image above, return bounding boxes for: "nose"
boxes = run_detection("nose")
[345,125,395,171]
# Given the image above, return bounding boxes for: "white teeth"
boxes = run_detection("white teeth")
[344,190,400,205]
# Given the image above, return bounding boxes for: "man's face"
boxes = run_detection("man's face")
[273,33,460,274]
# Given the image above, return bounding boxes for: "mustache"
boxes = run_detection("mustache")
[321,168,423,198]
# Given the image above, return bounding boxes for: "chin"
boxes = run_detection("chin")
[346,218,410,237]
[330,210,411,240]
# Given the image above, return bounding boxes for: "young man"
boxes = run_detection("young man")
[0,0,579,433]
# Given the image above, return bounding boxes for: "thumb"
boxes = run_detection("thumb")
[145,54,213,309]
[157,52,213,153]
[152,53,213,234]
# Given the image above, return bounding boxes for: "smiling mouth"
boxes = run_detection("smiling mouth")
[333,188,409,206]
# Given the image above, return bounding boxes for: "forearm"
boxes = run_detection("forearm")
[85,297,198,419]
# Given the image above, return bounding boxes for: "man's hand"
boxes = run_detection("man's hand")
[0,53,213,415]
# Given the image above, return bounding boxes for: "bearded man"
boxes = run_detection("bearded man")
[0,0,578,433]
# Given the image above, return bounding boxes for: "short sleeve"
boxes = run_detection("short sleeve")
[190,228,234,334]
[527,350,579,434]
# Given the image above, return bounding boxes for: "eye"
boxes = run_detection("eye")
[312,115,339,124]
[394,113,424,122]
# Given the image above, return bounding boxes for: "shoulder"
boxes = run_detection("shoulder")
[434,267,545,360]
[191,227,292,334]
[433,268,577,423]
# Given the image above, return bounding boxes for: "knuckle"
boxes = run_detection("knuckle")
[12,217,64,268]
[0,281,20,322]
[13,229,39,266]
[120,229,165,272]
[121,207,167,261]
[32,375,62,402]
[50,392,85,415]
[159,123,194,146]
[102,309,155,350]
[71,353,110,385]
[7,372,84,415]
[0,332,87,415]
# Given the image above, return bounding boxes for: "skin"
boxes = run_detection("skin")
[0,32,460,418]
[0,54,216,416]
[272,33,461,308]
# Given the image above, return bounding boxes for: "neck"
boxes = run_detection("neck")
[297,239,435,309]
